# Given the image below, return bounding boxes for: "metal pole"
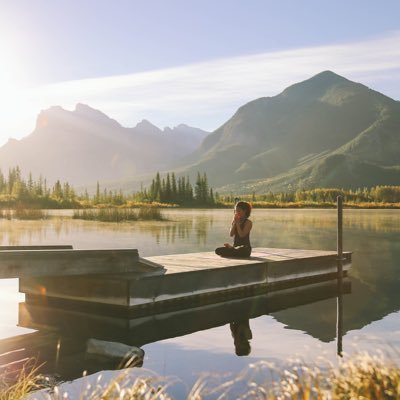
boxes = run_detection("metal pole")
[337,195,343,275]
[336,195,343,356]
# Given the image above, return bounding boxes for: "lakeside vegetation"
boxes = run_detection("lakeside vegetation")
[0,207,47,220]
[1,351,399,399]
[1,167,400,215]
[72,207,165,222]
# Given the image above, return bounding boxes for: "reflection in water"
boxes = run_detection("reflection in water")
[0,218,77,247]
[9,277,349,382]
[136,214,213,245]
[0,213,214,248]
[0,209,399,391]
[230,320,252,356]
[137,222,192,244]
[252,209,400,233]
[0,209,399,337]
[0,209,398,338]
[337,279,343,357]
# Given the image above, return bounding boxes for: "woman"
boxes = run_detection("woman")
[215,201,252,258]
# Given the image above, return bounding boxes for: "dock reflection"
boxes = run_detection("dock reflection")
[1,278,350,382]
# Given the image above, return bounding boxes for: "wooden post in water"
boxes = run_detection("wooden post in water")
[336,195,344,357]
[337,195,343,279]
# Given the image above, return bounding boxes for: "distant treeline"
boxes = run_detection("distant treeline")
[0,166,79,208]
[219,187,400,205]
[1,166,400,209]
[0,167,216,208]
[134,172,215,205]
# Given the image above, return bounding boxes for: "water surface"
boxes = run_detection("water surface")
[1,209,400,397]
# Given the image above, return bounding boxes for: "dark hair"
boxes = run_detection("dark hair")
[235,201,251,218]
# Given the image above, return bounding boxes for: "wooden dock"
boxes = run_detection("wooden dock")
[19,247,351,315]
[1,246,351,379]
[0,246,162,278]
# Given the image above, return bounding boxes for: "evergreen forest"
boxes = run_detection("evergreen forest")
[1,166,400,210]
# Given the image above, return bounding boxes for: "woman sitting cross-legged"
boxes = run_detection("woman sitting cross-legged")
[215,201,252,258]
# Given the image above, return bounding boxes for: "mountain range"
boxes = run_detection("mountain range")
[0,71,399,192]
[177,70,400,193]
[0,104,208,186]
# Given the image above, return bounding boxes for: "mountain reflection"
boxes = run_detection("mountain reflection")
[8,277,349,381]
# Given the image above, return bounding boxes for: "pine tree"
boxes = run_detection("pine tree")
[161,178,166,202]
[165,173,172,203]
[171,172,177,203]
[203,172,209,204]
[209,188,215,205]
[27,172,34,196]
[0,169,4,193]
[195,172,202,203]
[185,176,192,203]
[37,175,44,196]
[177,177,184,203]
[155,172,161,202]
[53,180,63,199]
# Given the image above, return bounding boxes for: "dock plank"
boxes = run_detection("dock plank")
[0,245,73,251]
[144,248,349,274]
[0,248,162,278]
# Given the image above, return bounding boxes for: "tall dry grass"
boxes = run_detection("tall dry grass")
[72,207,165,222]
[6,350,399,399]
[0,360,44,400]
[0,208,47,220]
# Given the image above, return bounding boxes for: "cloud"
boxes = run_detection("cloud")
[3,31,400,144]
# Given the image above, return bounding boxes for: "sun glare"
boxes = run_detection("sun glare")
[0,38,26,101]
[0,36,35,144]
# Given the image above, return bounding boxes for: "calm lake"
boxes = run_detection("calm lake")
[1,208,400,398]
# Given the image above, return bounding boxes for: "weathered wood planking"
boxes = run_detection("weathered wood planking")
[0,248,160,278]
[144,248,351,274]
[0,245,73,250]
[19,248,351,312]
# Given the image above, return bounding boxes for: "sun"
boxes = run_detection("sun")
[0,38,26,101]
[0,36,34,143]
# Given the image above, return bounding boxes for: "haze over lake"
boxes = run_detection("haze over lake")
[1,208,399,397]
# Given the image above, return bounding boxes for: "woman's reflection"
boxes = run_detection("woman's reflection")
[230,320,252,356]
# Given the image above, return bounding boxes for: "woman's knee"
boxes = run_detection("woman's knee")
[215,247,225,256]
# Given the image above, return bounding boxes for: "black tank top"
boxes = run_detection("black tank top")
[234,219,251,248]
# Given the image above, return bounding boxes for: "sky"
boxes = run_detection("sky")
[0,0,399,145]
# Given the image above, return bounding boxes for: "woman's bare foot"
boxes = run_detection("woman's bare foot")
[224,243,233,248]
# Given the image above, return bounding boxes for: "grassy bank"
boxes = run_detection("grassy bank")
[2,351,399,399]
[0,208,47,220]
[72,207,166,222]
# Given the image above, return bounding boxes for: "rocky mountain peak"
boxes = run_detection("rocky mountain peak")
[280,70,353,101]
[133,119,162,135]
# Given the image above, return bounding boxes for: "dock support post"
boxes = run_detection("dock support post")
[337,195,343,279]
[336,195,344,357]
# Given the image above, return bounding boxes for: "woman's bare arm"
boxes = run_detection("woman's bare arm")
[234,219,252,238]
[229,220,236,237]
